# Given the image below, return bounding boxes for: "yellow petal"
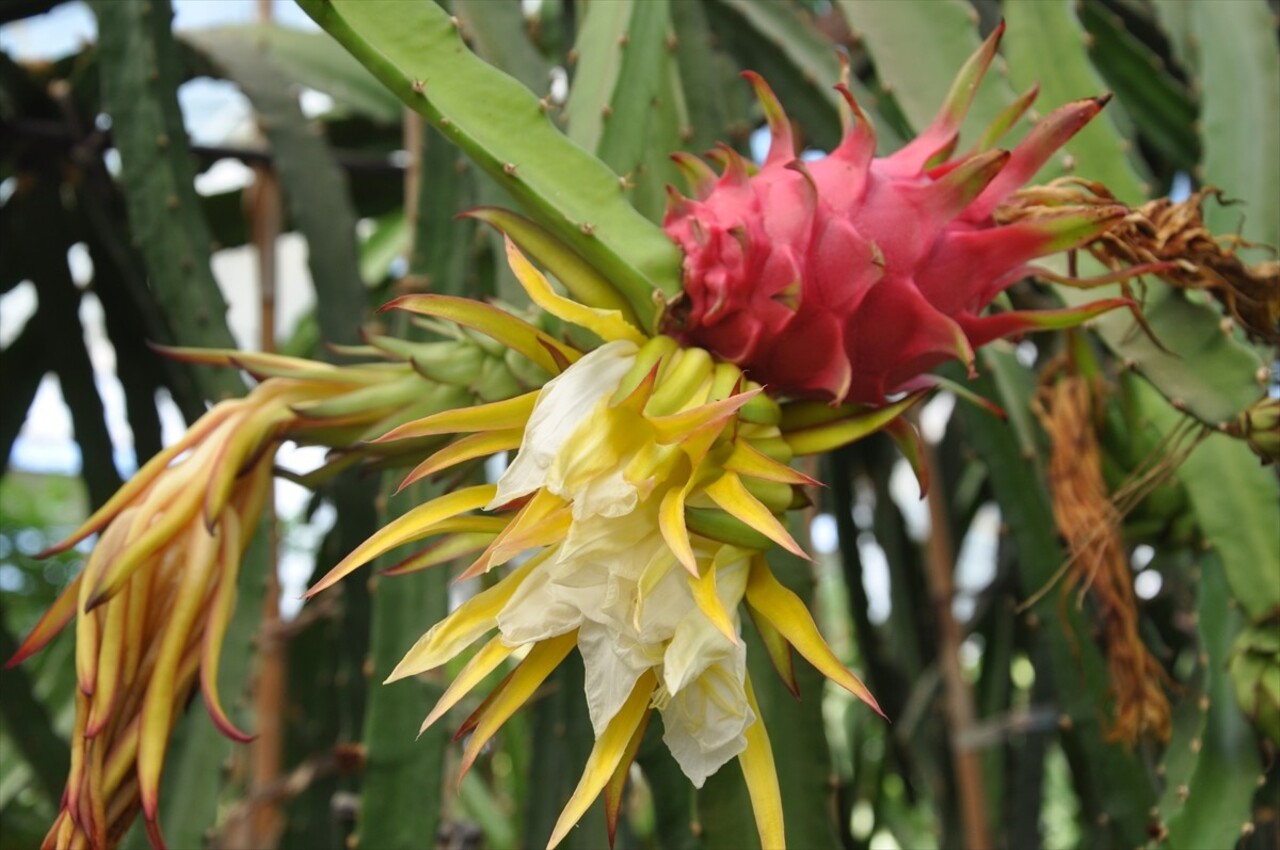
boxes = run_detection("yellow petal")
[459,630,578,780]
[675,417,730,472]
[85,582,129,737]
[231,452,276,536]
[375,391,538,443]
[383,293,580,375]
[380,528,505,577]
[76,508,137,693]
[744,601,798,698]
[50,812,73,850]
[141,641,202,848]
[121,546,151,684]
[703,473,808,560]
[547,670,656,850]
[467,208,640,323]
[739,674,785,850]
[659,478,698,575]
[226,356,391,385]
[611,361,660,415]
[66,690,88,825]
[202,401,291,526]
[687,559,738,645]
[37,401,237,557]
[485,511,572,573]
[724,440,818,486]
[5,572,81,668]
[603,699,652,850]
[87,448,214,609]
[155,345,328,374]
[201,513,255,742]
[307,484,497,597]
[87,694,109,846]
[104,714,142,795]
[418,635,516,734]
[649,390,758,445]
[138,522,221,819]
[396,429,525,492]
[744,557,883,716]
[456,489,570,582]
[386,551,548,682]
[781,391,926,456]
[505,236,647,345]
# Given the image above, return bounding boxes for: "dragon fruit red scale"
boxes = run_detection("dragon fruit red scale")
[662,23,1131,404]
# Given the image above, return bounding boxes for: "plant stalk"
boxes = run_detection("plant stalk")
[247,147,285,848]
[920,435,992,850]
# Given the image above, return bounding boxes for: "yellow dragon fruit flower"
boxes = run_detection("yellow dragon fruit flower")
[307,236,895,849]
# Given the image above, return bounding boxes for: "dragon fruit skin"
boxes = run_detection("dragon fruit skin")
[662,23,1129,404]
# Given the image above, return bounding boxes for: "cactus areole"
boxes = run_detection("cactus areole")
[661,23,1129,404]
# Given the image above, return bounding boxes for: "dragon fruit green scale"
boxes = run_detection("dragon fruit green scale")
[662,22,1128,404]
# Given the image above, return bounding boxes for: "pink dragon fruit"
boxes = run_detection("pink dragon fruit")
[662,23,1130,404]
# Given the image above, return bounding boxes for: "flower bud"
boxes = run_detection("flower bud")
[1229,621,1280,745]
[1227,396,1280,465]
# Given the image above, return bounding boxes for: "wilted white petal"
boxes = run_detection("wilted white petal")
[497,564,589,644]
[579,621,651,734]
[664,620,733,696]
[555,508,660,586]
[633,558,689,644]
[661,645,753,787]
[489,340,637,509]
[663,557,750,693]
[665,725,750,789]
[562,465,637,520]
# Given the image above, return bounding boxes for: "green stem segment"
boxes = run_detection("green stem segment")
[296,0,683,328]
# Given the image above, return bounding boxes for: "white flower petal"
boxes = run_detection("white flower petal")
[489,340,637,509]
[663,557,750,694]
[579,621,652,735]
[633,559,690,644]
[665,726,749,789]
[496,564,588,644]
[565,466,638,521]
[661,645,753,787]
[555,509,657,584]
